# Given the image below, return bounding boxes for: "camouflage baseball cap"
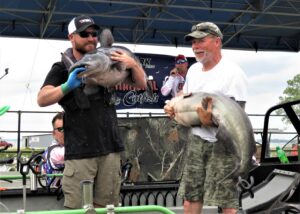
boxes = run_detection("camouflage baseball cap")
[184,22,223,41]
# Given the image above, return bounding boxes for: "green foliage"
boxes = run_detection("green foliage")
[276,74,300,123]
[0,148,44,159]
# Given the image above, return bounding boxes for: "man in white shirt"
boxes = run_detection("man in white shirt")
[161,54,189,97]
[164,22,248,214]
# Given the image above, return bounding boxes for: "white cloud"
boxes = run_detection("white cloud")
[222,49,300,114]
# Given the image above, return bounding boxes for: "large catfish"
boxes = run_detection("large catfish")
[62,28,144,89]
[167,92,256,181]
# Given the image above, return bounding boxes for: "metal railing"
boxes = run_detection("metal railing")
[0,110,298,165]
[4,205,176,214]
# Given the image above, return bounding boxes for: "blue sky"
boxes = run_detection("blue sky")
[0,37,299,140]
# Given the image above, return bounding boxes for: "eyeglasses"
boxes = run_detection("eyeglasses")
[77,31,98,38]
[54,127,64,133]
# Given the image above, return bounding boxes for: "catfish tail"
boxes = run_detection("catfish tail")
[216,123,241,184]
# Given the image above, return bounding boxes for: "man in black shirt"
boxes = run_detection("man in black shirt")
[37,15,147,208]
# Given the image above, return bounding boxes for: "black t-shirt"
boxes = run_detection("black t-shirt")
[42,61,124,160]
[42,62,68,88]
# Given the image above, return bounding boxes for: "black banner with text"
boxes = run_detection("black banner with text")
[114,53,172,109]
[114,53,194,109]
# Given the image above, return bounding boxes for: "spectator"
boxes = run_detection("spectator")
[43,112,65,187]
[161,54,189,97]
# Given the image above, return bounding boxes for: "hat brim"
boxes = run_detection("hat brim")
[75,24,100,33]
[184,31,209,41]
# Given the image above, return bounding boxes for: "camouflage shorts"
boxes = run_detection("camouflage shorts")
[177,135,239,209]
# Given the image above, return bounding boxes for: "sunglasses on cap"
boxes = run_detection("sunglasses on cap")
[54,127,64,133]
[191,25,220,37]
[176,59,187,64]
[77,31,98,38]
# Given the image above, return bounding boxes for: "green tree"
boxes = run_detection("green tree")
[276,74,300,123]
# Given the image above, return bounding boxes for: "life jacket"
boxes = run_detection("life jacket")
[58,48,123,160]
[42,144,64,185]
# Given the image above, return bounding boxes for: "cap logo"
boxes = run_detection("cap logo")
[68,15,99,35]
[79,18,92,24]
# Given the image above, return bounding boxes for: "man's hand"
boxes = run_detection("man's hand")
[196,97,213,126]
[111,50,137,69]
[164,103,175,119]
[61,67,86,94]
[170,68,178,76]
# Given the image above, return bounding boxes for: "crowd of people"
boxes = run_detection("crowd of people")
[37,14,252,214]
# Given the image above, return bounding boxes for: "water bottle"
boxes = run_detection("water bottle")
[276,146,289,164]
[80,180,96,214]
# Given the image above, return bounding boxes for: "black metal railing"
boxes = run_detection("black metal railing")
[0,110,298,168]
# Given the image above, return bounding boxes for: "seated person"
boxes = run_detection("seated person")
[43,112,65,187]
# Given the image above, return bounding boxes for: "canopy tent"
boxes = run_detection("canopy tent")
[0,0,299,52]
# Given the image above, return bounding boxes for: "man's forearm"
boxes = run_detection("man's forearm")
[37,85,64,107]
[130,64,147,88]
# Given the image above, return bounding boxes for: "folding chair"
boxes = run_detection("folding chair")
[242,169,300,213]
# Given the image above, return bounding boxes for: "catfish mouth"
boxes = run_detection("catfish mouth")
[77,65,99,78]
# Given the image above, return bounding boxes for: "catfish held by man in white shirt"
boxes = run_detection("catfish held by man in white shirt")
[166,91,256,181]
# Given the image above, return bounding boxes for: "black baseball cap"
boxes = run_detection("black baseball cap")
[68,15,100,35]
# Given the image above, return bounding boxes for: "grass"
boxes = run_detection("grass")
[0,147,45,159]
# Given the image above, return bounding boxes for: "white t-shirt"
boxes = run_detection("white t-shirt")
[183,57,248,142]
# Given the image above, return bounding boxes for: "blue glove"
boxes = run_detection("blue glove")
[61,67,86,94]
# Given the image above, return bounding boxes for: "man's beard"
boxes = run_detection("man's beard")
[75,41,97,55]
[177,68,186,74]
[195,50,208,63]
[76,47,87,55]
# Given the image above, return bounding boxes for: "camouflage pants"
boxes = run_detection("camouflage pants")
[177,134,239,209]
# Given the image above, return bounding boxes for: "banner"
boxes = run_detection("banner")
[118,117,190,181]
[115,53,195,109]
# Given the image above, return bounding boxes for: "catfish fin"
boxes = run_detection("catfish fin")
[100,28,114,48]
[61,52,75,72]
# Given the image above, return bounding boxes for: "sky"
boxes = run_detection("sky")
[0,37,299,140]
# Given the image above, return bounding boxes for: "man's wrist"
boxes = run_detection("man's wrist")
[61,83,69,95]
